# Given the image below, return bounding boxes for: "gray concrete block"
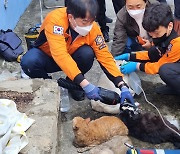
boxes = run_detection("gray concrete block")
[0,78,60,154]
[21,115,58,154]
[89,135,132,154]
[22,79,60,154]
[0,79,33,92]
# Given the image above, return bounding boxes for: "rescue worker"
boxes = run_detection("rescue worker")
[115,3,180,95]
[21,0,134,104]
[111,0,152,57]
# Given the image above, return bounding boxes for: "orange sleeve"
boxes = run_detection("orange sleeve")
[135,51,150,60]
[44,13,81,81]
[90,24,124,86]
[143,39,180,74]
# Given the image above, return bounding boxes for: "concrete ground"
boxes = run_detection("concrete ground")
[0,0,179,154]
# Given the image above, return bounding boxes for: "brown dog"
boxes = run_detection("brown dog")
[72,116,128,147]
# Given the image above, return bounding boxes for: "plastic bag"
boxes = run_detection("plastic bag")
[0,99,34,154]
[120,60,142,95]
[128,72,142,95]
[0,70,18,82]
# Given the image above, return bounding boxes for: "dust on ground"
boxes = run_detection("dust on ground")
[0,91,34,112]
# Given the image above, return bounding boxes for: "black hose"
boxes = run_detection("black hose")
[57,78,120,105]
[57,78,83,91]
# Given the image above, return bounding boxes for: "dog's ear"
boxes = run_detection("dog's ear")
[85,118,91,124]
[72,120,79,131]
[72,117,82,131]
[131,112,139,120]
[73,125,79,131]
[124,109,133,117]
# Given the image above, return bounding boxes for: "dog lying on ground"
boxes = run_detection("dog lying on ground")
[119,109,180,148]
[72,116,128,147]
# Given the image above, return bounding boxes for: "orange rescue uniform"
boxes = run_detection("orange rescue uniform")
[34,8,123,86]
[129,36,180,74]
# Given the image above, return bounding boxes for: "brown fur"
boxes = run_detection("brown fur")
[72,116,128,147]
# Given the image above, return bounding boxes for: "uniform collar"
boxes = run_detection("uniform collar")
[160,29,178,49]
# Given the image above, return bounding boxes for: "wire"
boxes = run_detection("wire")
[135,80,180,137]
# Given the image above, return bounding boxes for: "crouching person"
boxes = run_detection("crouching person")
[158,63,180,95]
[115,3,180,95]
[20,0,134,104]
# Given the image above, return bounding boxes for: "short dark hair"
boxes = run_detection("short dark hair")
[125,0,148,3]
[142,3,173,32]
[67,0,98,20]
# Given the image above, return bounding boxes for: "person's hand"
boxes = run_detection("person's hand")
[120,62,138,74]
[82,83,102,101]
[114,53,130,61]
[120,86,135,105]
[142,39,151,49]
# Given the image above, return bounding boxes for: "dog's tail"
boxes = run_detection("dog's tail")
[168,127,180,148]
[172,132,180,148]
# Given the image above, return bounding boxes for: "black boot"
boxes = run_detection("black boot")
[101,26,109,42]
[105,16,113,23]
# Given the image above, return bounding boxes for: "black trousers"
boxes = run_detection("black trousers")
[64,0,69,6]
[96,0,106,30]
[157,0,166,2]
[112,0,125,14]
[174,0,180,19]
[159,63,180,94]
[21,45,95,79]
[97,0,124,30]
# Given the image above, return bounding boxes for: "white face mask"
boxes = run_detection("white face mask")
[127,8,145,20]
[74,24,93,36]
[72,18,93,36]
